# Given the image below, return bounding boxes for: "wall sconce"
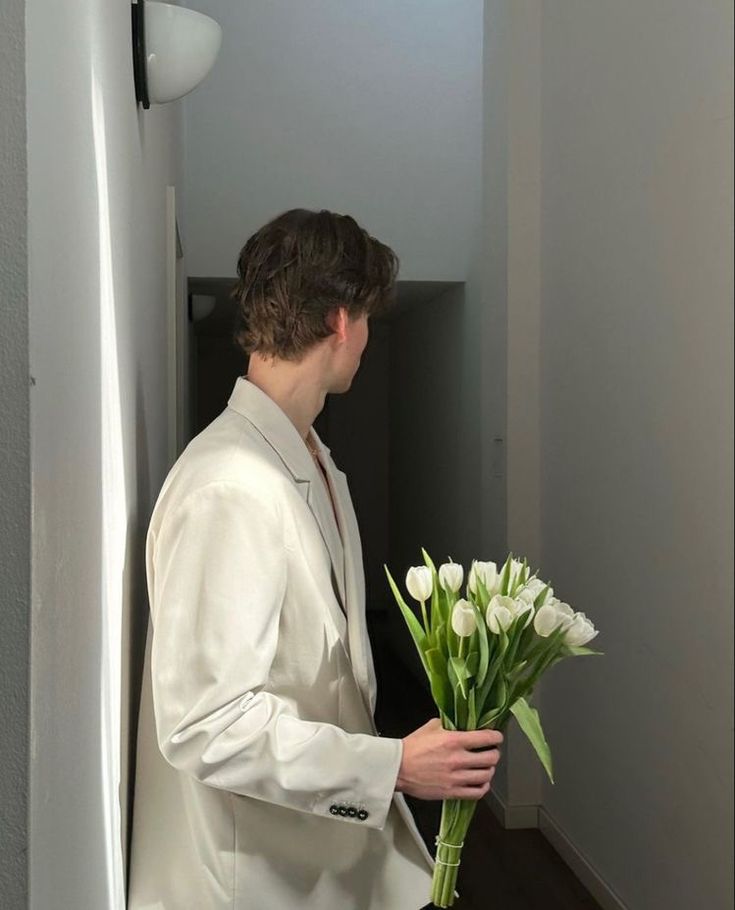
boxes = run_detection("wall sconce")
[190,294,217,322]
[132,0,222,109]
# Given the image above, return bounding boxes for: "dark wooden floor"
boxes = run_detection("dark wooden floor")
[368,611,603,910]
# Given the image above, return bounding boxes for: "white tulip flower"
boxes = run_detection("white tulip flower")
[487,593,533,629]
[451,599,477,637]
[555,601,574,620]
[533,603,566,637]
[486,595,514,634]
[510,597,535,628]
[468,560,499,596]
[439,560,464,593]
[406,565,433,602]
[517,577,547,604]
[564,612,598,647]
[467,561,479,593]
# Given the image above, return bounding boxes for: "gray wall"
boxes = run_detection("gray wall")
[481,0,542,810]
[183,0,483,281]
[538,3,733,907]
[388,284,479,575]
[481,2,733,908]
[0,2,29,907]
[482,3,733,905]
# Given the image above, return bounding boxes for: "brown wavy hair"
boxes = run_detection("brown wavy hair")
[231,208,399,361]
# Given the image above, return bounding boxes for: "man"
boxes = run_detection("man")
[128,209,503,909]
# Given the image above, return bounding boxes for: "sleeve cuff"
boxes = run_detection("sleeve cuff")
[311,734,403,830]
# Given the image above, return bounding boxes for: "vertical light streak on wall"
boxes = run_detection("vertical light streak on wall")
[166,186,178,465]
[91,72,126,909]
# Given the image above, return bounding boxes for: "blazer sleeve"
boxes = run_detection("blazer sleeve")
[147,479,404,831]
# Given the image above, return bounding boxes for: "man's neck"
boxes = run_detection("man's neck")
[244,352,329,441]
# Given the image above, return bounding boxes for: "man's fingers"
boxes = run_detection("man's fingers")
[459,728,504,749]
[457,767,496,786]
[453,777,492,800]
[456,747,502,769]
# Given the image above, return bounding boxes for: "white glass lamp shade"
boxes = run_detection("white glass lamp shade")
[133,1,222,108]
[190,294,216,322]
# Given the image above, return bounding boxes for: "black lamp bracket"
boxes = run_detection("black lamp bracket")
[132,1,150,109]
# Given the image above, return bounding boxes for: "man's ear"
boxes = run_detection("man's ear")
[325,306,348,341]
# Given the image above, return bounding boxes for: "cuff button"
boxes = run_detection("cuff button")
[329,805,339,815]
[347,807,357,817]
[338,806,348,816]
[357,809,369,821]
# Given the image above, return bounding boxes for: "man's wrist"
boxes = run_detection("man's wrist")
[392,737,405,793]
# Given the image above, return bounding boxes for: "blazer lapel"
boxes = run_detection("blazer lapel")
[318,458,376,724]
[226,377,350,654]
[299,465,347,619]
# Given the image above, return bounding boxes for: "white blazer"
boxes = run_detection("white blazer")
[128,376,441,909]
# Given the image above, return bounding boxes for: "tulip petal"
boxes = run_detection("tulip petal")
[406,565,433,602]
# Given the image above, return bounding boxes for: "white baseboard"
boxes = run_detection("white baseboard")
[484,791,628,910]
[536,808,629,910]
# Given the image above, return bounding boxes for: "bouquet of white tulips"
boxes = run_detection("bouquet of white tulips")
[384,549,601,908]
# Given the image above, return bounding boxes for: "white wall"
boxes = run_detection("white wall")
[183,0,483,281]
[486,2,733,908]
[0,1,29,906]
[27,1,183,906]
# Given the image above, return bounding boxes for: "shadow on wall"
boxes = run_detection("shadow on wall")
[121,368,153,886]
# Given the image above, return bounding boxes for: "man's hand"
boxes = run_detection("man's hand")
[395,717,503,801]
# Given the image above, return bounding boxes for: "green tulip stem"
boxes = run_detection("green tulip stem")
[458,636,466,660]
[419,599,429,634]
[431,797,479,907]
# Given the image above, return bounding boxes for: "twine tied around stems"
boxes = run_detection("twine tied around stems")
[434,836,465,867]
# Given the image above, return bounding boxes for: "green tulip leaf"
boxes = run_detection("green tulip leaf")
[429,670,453,716]
[420,547,437,574]
[510,557,527,595]
[426,647,446,676]
[448,656,469,700]
[454,684,467,727]
[435,622,449,659]
[499,554,513,596]
[417,548,439,635]
[476,630,507,714]
[384,564,430,678]
[466,650,480,678]
[510,697,554,784]
[567,645,604,657]
[449,656,471,680]
[494,674,507,710]
[468,687,478,729]
[477,705,502,728]
[476,573,490,609]
[469,600,490,687]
